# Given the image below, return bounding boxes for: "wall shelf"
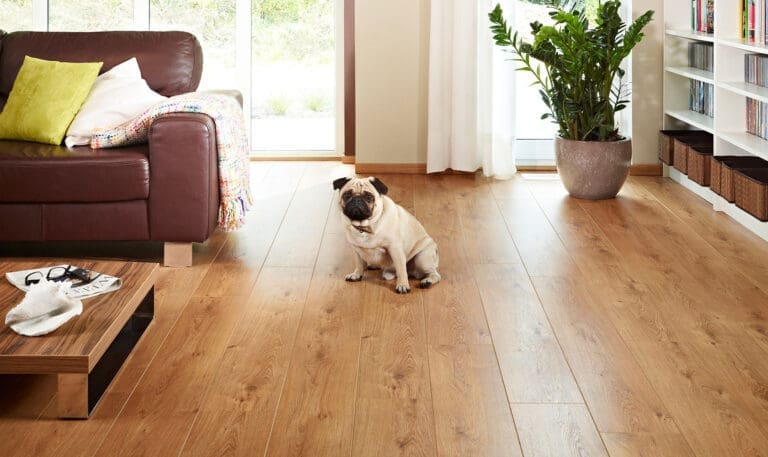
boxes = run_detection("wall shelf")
[718,131,768,160]
[665,66,715,84]
[665,29,715,42]
[719,38,768,55]
[664,110,715,133]
[718,81,768,103]
[663,0,768,242]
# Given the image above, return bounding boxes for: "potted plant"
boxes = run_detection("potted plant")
[489,1,653,199]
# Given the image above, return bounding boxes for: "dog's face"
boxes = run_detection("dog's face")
[333,176,388,222]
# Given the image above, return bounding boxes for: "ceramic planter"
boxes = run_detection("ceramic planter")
[555,136,632,200]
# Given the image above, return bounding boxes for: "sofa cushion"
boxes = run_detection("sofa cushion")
[0,56,102,145]
[0,141,149,203]
[65,57,167,147]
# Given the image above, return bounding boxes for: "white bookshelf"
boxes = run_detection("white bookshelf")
[663,0,768,242]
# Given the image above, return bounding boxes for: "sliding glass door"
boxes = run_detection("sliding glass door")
[1,0,340,157]
[250,0,336,153]
[48,0,134,30]
[150,0,238,91]
[0,0,32,30]
[514,0,603,166]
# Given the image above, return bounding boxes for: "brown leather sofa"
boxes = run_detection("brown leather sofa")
[0,31,219,266]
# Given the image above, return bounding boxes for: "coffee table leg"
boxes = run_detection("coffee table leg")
[56,287,155,419]
[58,373,89,419]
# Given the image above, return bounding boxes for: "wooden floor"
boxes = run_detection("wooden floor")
[2,162,768,456]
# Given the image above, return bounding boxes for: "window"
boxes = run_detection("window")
[49,0,134,31]
[0,0,33,32]
[250,0,336,152]
[4,0,341,156]
[150,0,237,90]
[514,0,603,166]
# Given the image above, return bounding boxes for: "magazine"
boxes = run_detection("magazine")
[5,265,122,300]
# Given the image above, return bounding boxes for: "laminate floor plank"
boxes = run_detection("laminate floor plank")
[352,281,437,457]
[264,231,363,456]
[193,162,305,297]
[637,177,768,293]
[414,174,523,457]
[512,403,609,457]
[496,197,580,277]
[530,276,679,435]
[601,432,697,457]
[264,162,344,268]
[473,263,581,403]
[428,343,523,457]
[573,186,768,456]
[180,267,313,457]
[92,294,248,457]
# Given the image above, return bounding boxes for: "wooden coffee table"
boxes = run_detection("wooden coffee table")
[0,260,158,419]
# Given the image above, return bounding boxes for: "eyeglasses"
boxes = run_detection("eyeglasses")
[24,265,102,288]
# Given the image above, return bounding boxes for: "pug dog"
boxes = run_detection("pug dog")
[333,176,441,294]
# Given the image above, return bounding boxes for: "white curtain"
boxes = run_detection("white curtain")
[427,0,517,177]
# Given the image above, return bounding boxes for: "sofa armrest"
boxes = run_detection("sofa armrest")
[148,112,219,242]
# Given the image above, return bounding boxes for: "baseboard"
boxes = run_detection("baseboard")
[351,162,663,176]
[250,156,341,161]
[341,155,355,164]
[355,163,427,174]
[629,164,663,176]
[517,165,557,172]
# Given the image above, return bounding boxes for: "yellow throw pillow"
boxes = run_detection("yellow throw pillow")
[0,56,102,145]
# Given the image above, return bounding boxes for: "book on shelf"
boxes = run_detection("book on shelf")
[741,0,768,44]
[687,42,714,118]
[746,55,768,141]
[689,80,714,117]
[689,42,714,72]
[692,0,714,33]
[747,98,768,140]
[745,54,768,87]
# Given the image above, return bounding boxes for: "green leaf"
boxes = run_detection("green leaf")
[488,0,653,141]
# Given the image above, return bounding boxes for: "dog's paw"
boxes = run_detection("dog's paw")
[395,283,411,294]
[345,273,363,282]
[419,280,433,289]
[382,270,396,281]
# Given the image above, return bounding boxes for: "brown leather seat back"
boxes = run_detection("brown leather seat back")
[0,31,203,109]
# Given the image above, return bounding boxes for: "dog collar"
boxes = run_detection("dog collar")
[354,225,372,234]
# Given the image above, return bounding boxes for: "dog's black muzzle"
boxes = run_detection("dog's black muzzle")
[343,197,372,221]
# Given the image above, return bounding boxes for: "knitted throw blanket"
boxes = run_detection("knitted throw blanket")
[91,93,252,231]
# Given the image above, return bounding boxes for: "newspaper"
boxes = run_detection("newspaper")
[5,265,122,300]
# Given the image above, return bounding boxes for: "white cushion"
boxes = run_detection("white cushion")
[65,58,167,147]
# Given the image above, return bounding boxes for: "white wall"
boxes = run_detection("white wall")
[630,0,664,164]
[354,0,429,164]
[355,0,664,166]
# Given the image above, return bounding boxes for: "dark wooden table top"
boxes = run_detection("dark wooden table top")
[0,259,158,374]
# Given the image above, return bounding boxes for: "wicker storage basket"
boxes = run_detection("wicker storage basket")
[734,168,768,221]
[659,131,701,165]
[673,138,689,173]
[687,145,714,186]
[658,130,711,165]
[713,156,768,202]
[672,134,712,174]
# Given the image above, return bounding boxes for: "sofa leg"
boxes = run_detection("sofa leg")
[164,242,193,267]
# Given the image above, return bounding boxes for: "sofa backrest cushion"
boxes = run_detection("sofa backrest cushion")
[0,31,202,110]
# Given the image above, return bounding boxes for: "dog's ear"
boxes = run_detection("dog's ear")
[370,177,388,195]
[333,177,351,191]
